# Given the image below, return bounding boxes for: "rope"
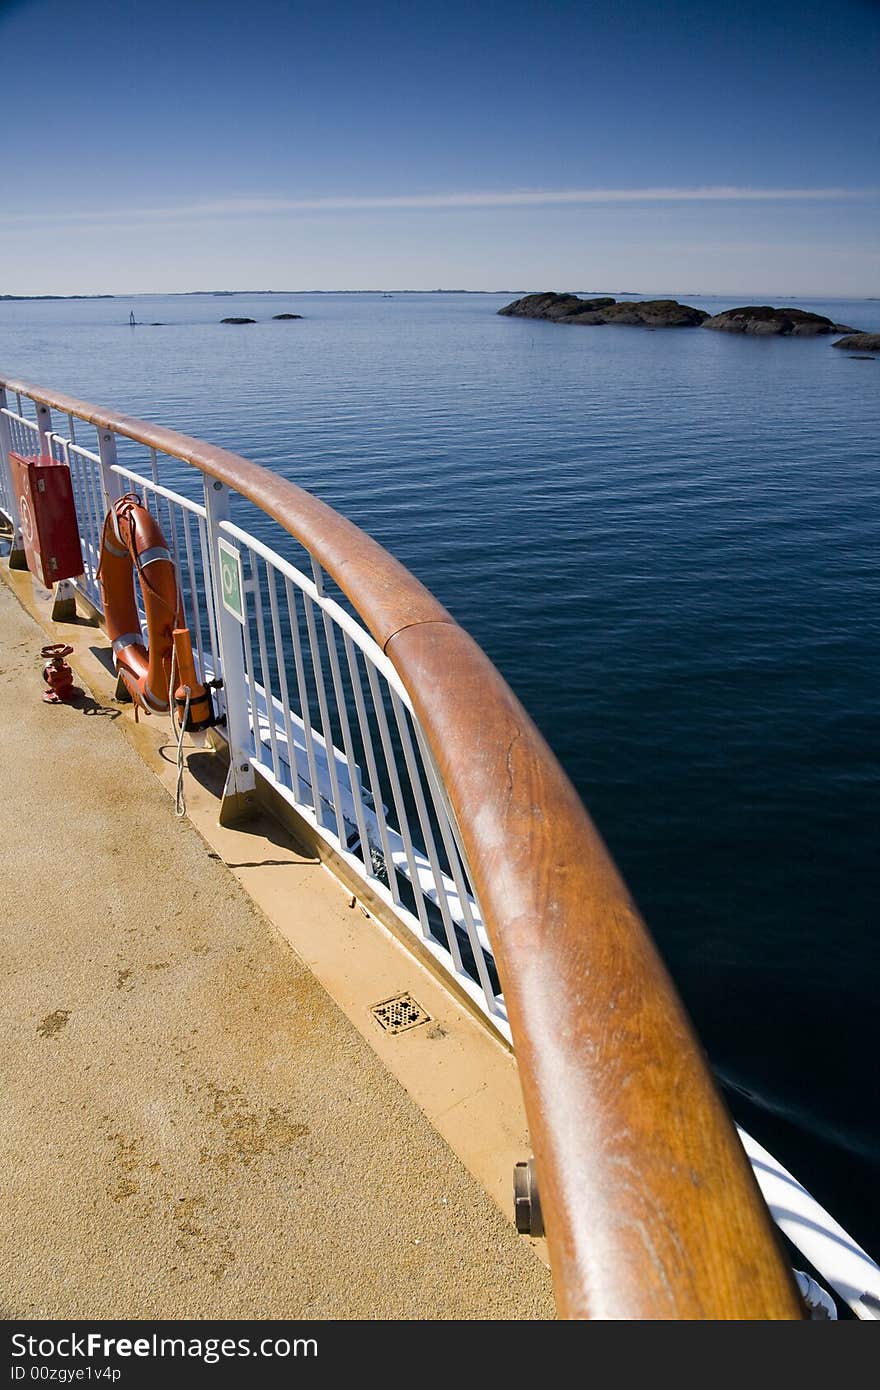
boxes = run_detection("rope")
[168,643,191,819]
[174,686,191,818]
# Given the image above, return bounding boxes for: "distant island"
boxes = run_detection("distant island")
[499,293,707,327]
[174,288,519,296]
[832,333,880,351]
[702,305,856,336]
[0,293,115,301]
[499,293,863,337]
[220,314,303,324]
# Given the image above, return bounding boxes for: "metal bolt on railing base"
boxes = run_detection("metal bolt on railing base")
[514,1157,544,1237]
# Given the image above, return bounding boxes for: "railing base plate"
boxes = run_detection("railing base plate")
[218,779,258,827]
[51,580,77,623]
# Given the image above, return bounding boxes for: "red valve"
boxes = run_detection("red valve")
[40,643,82,704]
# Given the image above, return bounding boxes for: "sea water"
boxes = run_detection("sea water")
[3,289,878,1257]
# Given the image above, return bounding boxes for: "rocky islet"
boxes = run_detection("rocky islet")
[498,292,871,346]
[498,292,707,327]
[831,332,880,351]
[701,305,856,335]
[220,314,303,323]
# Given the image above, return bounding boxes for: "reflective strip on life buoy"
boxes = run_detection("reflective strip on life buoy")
[97,495,181,712]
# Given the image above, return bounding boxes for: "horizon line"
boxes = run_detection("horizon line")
[3,286,878,302]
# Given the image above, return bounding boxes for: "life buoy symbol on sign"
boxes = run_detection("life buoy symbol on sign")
[217,538,244,622]
[19,494,33,545]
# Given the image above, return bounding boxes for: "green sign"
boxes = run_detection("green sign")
[218,538,244,624]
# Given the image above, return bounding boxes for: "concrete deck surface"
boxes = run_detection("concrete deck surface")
[0,577,554,1320]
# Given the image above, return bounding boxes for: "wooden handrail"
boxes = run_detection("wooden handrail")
[1,374,802,1318]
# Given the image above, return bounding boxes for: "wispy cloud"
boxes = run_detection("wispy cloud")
[0,184,875,227]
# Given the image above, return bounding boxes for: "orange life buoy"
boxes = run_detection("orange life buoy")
[98,495,181,713]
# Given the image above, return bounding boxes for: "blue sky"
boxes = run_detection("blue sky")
[1,0,877,295]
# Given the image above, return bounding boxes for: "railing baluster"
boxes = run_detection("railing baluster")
[164,494,182,584]
[317,599,372,872]
[238,552,264,768]
[364,661,432,938]
[284,579,322,824]
[181,509,207,680]
[302,591,348,848]
[62,436,85,522]
[343,635,402,903]
[390,692,466,975]
[413,722,500,1014]
[265,566,301,801]
[251,556,282,784]
[76,440,107,581]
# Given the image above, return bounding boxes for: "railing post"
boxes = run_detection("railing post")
[0,387,27,569]
[79,428,123,632]
[70,428,124,636]
[203,476,257,824]
[97,428,123,512]
[33,399,78,621]
[36,401,61,601]
[35,400,52,456]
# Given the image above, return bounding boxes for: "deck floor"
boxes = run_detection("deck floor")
[0,576,553,1320]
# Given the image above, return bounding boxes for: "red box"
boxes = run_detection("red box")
[9,452,84,587]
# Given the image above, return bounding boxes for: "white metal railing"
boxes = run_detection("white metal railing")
[3,383,879,1317]
[0,386,507,1038]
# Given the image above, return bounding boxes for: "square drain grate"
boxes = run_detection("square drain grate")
[370,992,431,1035]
